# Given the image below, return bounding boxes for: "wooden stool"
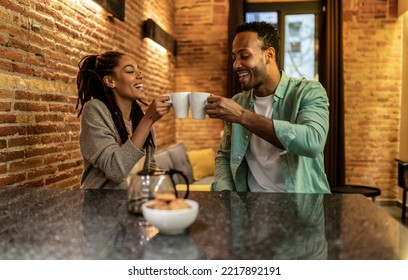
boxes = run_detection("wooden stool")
[331,184,381,203]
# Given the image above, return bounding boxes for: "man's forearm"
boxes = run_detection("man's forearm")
[239,109,284,149]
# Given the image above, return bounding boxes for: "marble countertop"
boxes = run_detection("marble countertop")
[0,187,407,260]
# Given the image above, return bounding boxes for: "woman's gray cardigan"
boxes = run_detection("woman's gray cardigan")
[79,99,157,189]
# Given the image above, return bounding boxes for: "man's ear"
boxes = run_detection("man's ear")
[265,47,275,64]
[103,75,116,88]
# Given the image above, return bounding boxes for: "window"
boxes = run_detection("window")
[246,1,320,80]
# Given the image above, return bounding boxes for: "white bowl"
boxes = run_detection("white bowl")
[141,199,199,235]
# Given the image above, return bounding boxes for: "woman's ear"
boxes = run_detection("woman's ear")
[103,75,116,88]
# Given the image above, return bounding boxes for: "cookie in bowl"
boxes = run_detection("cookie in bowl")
[142,194,199,235]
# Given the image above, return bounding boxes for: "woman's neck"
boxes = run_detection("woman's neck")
[116,99,132,121]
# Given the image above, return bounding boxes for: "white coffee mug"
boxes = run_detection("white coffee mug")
[167,92,190,118]
[189,92,210,120]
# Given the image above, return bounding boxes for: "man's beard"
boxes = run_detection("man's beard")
[241,82,253,92]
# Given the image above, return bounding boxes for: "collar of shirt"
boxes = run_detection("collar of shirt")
[248,71,290,107]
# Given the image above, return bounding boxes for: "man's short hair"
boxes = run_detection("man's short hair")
[236,21,280,58]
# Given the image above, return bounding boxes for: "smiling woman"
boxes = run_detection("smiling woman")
[76,51,171,189]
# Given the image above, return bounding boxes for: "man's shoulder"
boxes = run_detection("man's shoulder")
[288,76,325,90]
[285,76,327,99]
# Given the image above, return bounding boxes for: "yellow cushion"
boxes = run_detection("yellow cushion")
[187,148,215,181]
[176,184,211,192]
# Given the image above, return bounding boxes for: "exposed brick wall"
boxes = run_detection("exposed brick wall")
[342,0,402,199]
[0,0,177,188]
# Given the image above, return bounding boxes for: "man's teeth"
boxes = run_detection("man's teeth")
[238,72,248,77]
[135,84,143,89]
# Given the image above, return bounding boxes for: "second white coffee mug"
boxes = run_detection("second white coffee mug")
[189,92,210,120]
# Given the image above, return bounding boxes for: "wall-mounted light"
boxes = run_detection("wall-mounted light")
[92,0,125,21]
[143,18,177,56]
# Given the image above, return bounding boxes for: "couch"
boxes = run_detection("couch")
[154,143,214,191]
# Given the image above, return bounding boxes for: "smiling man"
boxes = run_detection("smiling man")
[205,21,330,193]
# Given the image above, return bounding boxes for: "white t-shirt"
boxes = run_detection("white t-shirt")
[245,94,286,192]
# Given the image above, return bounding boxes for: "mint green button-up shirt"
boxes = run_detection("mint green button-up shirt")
[212,71,331,193]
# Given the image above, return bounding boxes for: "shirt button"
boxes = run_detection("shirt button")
[245,135,249,139]
[238,156,242,159]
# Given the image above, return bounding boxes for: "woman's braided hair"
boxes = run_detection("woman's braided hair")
[76,51,154,148]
